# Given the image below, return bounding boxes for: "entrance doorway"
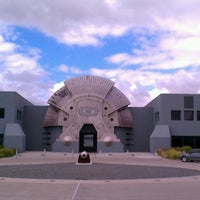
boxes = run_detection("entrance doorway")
[79,124,97,152]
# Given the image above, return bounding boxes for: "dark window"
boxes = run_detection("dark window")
[0,108,5,118]
[42,132,51,135]
[171,136,183,147]
[195,137,200,148]
[155,112,159,123]
[183,136,195,147]
[184,110,194,120]
[43,143,51,146]
[17,110,22,121]
[0,134,3,145]
[172,136,200,148]
[171,110,181,120]
[184,96,194,109]
[197,111,200,121]
[125,144,133,147]
[125,138,132,141]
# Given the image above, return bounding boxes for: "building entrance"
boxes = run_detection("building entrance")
[79,124,97,152]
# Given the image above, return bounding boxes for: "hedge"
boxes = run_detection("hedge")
[0,146,16,158]
[157,146,192,160]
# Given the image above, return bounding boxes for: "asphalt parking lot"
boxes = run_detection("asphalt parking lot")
[0,152,200,200]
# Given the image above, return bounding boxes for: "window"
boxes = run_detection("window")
[172,136,200,148]
[184,96,194,109]
[195,137,200,148]
[17,110,22,121]
[184,110,194,120]
[183,136,195,147]
[125,144,133,147]
[0,134,3,145]
[155,112,159,123]
[0,108,5,118]
[171,110,181,120]
[171,136,182,147]
[197,111,200,121]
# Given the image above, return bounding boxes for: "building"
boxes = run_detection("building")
[1,75,200,153]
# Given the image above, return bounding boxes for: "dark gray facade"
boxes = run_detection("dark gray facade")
[23,106,48,151]
[1,91,200,153]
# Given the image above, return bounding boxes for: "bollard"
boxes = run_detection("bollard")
[72,149,74,158]
[15,148,18,158]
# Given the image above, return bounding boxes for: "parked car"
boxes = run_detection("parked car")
[180,149,200,162]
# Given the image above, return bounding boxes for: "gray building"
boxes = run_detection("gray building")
[146,94,200,152]
[0,76,200,153]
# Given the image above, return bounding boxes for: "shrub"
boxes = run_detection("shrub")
[0,147,15,158]
[157,148,168,158]
[181,146,192,153]
[157,146,190,160]
[167,148,182,159]
[0,152,5,158]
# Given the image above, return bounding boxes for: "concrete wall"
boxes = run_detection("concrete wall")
[130,107,154,152]
[150,125,171,153]
[23,106,48,151]
[46,126,63,151]
[115,126,133,152]
[4,123,26,152]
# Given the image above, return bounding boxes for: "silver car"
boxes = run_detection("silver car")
[180,149,200,162]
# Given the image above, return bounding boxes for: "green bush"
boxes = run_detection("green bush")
[167,148,182,159]
[157,146,191,160]
[181,146,192,153]
[0,147,16,158]
[0,152,5,158]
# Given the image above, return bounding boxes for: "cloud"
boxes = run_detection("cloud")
[0,0,199,46]
[0,35,16,53]
[0,28,53,105]
[91,67,200,106]
[106,31,200,70]
[57,64,84,75]
[50,81,65,93]
[0,0,200,106]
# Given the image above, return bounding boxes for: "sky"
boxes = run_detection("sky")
[0,0,200,106]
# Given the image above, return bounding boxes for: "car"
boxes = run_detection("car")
[180,149,200,162]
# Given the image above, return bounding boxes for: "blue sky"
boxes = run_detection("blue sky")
[0,0,200,106]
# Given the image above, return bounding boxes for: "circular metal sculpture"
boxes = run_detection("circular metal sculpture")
[63,136,72,146]
[44,75,133,148]
[103,136,114,147]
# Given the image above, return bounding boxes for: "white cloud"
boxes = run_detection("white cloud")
[1,0,199,46]
[91,67,200,106]
[0,0,200,106]
[0,35,16,53]
[0,29,53,105]
[51,81,65,93]
[57,64,84,75]
[107,32,200,70]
